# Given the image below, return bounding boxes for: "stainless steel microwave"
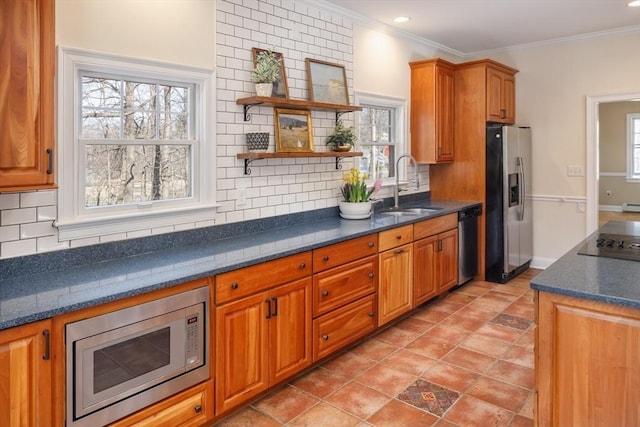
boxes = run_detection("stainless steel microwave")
[65,286,209,427]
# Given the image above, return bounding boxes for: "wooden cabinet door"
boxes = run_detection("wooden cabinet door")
[436,65,455,162]
[413,235,438,306]
[537,292,640,427]
[0,319,52,427]
[215,293,269,414]
[0,0,55,191]
[409,58,455,164]
[378,243,413,326]
[501,73,516,124]
[436,228,458,293]
[269,278,312,384]
[486,67,516,124]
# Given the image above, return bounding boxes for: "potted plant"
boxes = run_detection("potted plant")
[326,122,357,152]
[252,49,281,97]
[338,167,382,219]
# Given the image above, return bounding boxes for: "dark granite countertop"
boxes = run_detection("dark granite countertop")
[531,221,640,309]
[0,199,480,330]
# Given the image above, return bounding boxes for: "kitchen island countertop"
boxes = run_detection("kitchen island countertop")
[531,221,640,308]
[0,199,479,330]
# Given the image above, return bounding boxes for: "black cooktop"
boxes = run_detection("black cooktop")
[577,233,640,262]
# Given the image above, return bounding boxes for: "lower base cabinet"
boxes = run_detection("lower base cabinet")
[0,319,52,427]
[536,291,640,426]
[109,380,214,427]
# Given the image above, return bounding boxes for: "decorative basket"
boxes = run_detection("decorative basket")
[246,132,269,152]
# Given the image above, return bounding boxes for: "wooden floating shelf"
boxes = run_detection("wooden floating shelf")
[236,96,362,122]
[237,151,363,175]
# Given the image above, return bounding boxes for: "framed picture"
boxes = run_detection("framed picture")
[274,108,314,152]
[305,58,349,105]
[252,47,289,98]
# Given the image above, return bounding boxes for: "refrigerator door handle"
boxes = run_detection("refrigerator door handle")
[517,156,525,221]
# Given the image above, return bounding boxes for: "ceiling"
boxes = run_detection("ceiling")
[319,0,640,56]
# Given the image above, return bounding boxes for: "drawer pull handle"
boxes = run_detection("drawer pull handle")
[322,290,329,297]
[231,282,239,289]
[368,312,375,317]
[368,241,375,248]
[323,255,329,262]
[322,334,329,341]
[46,148,54,175]
[266,299,272,319]
[272,297,278,317]
[368,273,375,279]
[394,248,405,255]
[396,234,402,240]
[42,329,50,360]
[194,405,202,414]
[299,262,306,269]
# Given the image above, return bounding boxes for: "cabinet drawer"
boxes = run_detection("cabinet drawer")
[313,256,377,317]
[313,294,377,361]
[110,380,213,427]
[216,252,311,304]
[414,213,457,240]
[378,225,414,251]
[313,234,377,273]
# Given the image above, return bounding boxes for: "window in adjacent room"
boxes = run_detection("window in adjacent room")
[355,93,407,182]
[57,47,217,240]
[627,113,640,182]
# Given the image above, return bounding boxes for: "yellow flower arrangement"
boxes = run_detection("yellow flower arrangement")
[340,167,382,203]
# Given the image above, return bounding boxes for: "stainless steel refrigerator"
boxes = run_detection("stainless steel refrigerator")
[485,125,533,283]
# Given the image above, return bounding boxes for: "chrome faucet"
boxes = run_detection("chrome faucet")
[394,154,419,208]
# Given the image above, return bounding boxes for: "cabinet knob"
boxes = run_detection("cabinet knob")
[368,273,375,279]
[194,405,202,414]
[396,234,402,240]
[322,334,329,341]
[299,262,306,269]
[231,282,239,289]
[368,241,375,248]
[368,312,375,317]
[323,255,329,262]
[322,290,329,297]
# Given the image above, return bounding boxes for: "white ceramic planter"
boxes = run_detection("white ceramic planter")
[255,83,273,97]
[339,201,372,219]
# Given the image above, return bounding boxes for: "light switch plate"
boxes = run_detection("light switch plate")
[567,165,585,177]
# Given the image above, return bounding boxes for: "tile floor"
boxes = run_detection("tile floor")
[216,269,540,427]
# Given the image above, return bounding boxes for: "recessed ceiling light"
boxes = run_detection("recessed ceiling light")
[393,16,410,23]
[628,0,640,6]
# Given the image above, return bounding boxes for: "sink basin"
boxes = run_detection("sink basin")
[378,207,441,217]
[379,210,421,217]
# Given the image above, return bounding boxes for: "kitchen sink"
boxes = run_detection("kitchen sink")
[378,207,441,217]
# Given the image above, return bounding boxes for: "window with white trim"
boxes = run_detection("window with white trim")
[57,47,217,240]
[628,113,640,182]
[355,93,406,182]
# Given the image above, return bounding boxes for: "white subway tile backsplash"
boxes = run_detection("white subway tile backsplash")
[2,238,37,258]
[0,193,19,210]
[20,190,56,207]
[20,221,55,239]
[37,235,70,253]
[0,225,19,242]
[1,207,37,226]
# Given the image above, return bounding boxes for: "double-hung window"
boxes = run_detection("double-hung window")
[57,47,217,240]
[355,93,407,182]
[628,113,640,182]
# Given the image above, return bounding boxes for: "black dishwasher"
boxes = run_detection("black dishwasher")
[458,206,481,285]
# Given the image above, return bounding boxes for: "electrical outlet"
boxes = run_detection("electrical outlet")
[578,202,586,213]
[567,165,585,177]
[238,189,246,206]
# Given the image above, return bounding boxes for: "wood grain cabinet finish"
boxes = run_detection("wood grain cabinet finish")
[0,0,56,191]
[378,225,414,252]
[378,242,414,326]
[312,234,377,273]
[414,214,459,305]
[486,66,516,124]
[215,277,311,415]
[429,58,517,280]
[313,294,377,360]
[0,319,52,427]
[409,58,455,163]
[536,291,640,427]
[110,380,213,427]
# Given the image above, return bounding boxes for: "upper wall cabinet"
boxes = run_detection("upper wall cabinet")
[0,0,56,192]
[409,58,455,164]
[486,63,517,124]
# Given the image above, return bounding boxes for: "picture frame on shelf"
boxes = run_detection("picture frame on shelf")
[274,108,314,152]
[252,47,289,98]
[305,58,349,105]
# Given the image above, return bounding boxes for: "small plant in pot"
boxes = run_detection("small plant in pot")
[252,49,281,97]
[326,122,357,152]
